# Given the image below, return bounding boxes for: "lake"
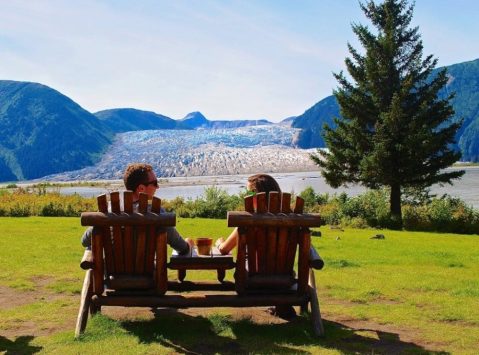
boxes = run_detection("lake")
[58,167,479,209]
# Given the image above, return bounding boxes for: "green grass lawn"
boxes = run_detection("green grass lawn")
[0,217,478,354]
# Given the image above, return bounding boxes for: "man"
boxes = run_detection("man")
[81,163,194,255]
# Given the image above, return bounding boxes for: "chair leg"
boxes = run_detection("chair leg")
[90,303,101,315]
[300,301,309,314]
[75,270,93,338]
[308,269,324,337]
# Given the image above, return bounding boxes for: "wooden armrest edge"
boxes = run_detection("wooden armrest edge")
[80,250,94,270]
[309,246,324,270]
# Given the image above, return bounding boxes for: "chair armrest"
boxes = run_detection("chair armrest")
[80,250,94,270]
[309,246,324,270]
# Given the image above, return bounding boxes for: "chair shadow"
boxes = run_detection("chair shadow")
[120,309,450,354]
[0,335,43,354]
[121,308,250,355]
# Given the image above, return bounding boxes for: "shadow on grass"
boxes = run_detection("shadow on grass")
[321,320,450,355]
[119,309,450,354]
[0,335,42,354]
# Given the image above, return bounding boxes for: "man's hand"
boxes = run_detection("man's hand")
[185,238,195,249]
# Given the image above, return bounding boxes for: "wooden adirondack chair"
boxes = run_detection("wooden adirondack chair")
[75,191,174,337]
[227,192,325,336]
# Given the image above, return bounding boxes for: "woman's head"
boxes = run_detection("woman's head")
[247,174,281,198]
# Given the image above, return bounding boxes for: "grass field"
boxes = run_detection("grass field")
[0,217,478,354]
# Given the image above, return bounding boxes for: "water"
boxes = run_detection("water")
[57,167,479,209]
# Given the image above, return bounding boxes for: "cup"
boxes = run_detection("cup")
[196,237,213,256]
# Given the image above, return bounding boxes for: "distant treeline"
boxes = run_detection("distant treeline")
[1,186,478,234]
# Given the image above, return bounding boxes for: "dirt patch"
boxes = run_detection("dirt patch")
[0,318,75,339]
[0,285,39,310]
[30,275,56,288]
[0,284,77,338]
[0,275,70,311]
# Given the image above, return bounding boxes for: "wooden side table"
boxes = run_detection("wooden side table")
[168,247,235,282]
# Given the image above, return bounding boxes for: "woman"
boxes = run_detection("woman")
[216,173,281,255]
[217,173,296,319]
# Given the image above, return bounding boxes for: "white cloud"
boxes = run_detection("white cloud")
[0,0,477,121]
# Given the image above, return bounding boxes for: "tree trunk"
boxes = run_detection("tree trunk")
[389,183,403,230]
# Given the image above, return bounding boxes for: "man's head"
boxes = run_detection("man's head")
[123,163,158,200]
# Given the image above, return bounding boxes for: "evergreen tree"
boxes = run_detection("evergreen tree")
[312,0,464,228]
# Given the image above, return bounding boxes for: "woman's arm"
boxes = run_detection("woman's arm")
[217,228,239,255]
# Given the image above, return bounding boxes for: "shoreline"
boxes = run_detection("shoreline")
[0,165,477,189]
[1,170,320,189]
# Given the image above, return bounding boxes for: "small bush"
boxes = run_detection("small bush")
[318,202,342,226]
[426,196,479,234]
[347,216,369,229]
[191,186,243,219]
[339,189,390,228]
[162,187,243,219]
[40,202,65,216]
[300,186,331,211]
[10,203,31,217]
[402,205,431,231]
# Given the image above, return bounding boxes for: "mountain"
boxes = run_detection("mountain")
[95,108,190,132]
[180,111,210,128]
[291,58,479,161]
[0,80,112,181]
[441,59,479,161]
[278,116,297,127]
[180,111,273,129]
[291,95,339,148]
[459,117,479,162]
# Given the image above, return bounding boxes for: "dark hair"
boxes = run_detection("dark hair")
[247,174,281,199]
[123,163,153,192]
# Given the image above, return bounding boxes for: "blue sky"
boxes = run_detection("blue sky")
[0,0,478,122]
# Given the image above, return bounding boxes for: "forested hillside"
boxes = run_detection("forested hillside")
[95,108,189,132]
[0,80,112,181]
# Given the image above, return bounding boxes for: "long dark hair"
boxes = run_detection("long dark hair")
[247,174,281,200]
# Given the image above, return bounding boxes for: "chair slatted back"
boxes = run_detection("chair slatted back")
[81,192,175,296]
[228,193,321,295]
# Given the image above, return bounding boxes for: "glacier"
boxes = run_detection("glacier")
[44,125,318,180]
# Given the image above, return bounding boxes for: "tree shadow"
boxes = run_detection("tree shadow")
[120,309,450,354]
[0,335,43,354]
[317,320,451,355]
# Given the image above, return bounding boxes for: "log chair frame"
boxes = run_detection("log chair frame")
[76,192,324,338]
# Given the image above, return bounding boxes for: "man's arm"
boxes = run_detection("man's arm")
[166,227,191,255]
[81,227,93,250]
